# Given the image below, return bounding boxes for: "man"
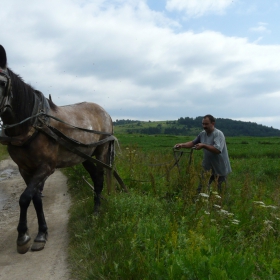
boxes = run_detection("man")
[174,114,231,193]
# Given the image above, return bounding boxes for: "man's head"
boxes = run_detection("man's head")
[202,114,215,134]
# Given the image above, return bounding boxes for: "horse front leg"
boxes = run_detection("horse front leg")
[30,183,48,251]
[17,170,49,254]
[17,188,33,254]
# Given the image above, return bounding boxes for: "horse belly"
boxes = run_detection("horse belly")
[55,146,95,168]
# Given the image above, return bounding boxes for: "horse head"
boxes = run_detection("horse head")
[0,45,12,108]
[0,45,36,136]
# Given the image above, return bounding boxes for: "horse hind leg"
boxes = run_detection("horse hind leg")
[82,160,104,214]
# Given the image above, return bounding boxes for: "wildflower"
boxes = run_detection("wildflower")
[231,219,240,224]
[263,220,275,232]
[214,195,221,199]
[213,204,221,209]
[253,201,265,206]
[264,220,273,225]
[199,193,209,198]
[219,209,234,217]
[265,205,277,209]
[204,211,210,215]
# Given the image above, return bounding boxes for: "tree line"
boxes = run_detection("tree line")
[114,117,280,137]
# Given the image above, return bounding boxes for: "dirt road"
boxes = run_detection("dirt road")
[0,158,71,280]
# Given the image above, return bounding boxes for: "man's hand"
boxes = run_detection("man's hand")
[174,144,182,149]
[194,143,204,150]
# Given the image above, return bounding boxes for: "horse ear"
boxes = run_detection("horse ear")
[0,45,7,68]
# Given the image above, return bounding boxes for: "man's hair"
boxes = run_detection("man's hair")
[203,114,215,123]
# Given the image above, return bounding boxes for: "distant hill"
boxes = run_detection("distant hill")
[113,117,280,137]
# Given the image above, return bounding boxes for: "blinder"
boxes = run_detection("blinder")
[0,69,12,97]
[0,69,13,116]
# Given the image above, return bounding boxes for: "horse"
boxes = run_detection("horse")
[0,45,123,254]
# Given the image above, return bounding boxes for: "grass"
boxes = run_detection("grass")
[1,134,280,278]
[0,144,9,161]
[65,134,280,279]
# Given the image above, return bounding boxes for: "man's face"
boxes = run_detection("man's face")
[202,117,214,133]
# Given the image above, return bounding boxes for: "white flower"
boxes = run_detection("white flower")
[264,220,273,225]
[253,201,265,206]
[199,193,209,198]
[265,205,277,209]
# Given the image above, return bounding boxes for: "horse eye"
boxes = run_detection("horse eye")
[0,81,6,87]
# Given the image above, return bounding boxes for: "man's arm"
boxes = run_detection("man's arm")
[174,141,194,149]
[194,143,220,154]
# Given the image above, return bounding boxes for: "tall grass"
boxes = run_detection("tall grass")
[65,135,280,279]
[0,144,9,161]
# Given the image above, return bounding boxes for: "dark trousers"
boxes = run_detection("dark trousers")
[197,174,227,194]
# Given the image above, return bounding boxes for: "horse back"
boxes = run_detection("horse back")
[50,102,113,141]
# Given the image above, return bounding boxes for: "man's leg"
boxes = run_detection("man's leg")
[208,174,227,194]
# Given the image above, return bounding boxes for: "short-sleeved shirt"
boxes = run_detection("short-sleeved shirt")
[193,128,232,176]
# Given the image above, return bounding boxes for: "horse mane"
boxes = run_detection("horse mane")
[7,68,36,133]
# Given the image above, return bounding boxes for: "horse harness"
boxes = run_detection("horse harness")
[0,79,127,190]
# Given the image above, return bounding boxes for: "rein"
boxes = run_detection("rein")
[35,120,127,192]
[1,112,111,136]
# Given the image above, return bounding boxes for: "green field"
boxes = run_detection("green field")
[65,134,280,279]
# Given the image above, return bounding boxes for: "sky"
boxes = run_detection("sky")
[1,0,280,129]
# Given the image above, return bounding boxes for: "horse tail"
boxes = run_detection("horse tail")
[105,138,115,194]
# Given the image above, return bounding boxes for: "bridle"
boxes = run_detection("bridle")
[0,68,13,115]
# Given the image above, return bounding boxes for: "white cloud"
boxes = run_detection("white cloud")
[1,0,280,129]
[249,22,271,33]
[166,0,233,17]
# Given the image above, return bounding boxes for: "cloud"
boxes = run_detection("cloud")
[165,0,233,17]
[249,22,271,33]
[1,0,280,129]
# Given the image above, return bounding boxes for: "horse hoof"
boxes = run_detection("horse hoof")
[31,231,47,251]
[31,241,46,251]
[17,234,31,254]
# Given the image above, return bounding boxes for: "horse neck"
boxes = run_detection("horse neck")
[2,69,35,137]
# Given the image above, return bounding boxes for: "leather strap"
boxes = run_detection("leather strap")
[36,122,127,191]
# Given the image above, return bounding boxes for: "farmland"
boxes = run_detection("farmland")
[66,134,280,279]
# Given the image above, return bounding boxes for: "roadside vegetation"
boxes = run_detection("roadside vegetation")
[0,145,8,161]
[65,135,280,279]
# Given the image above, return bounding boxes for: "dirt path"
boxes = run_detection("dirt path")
[0,158,71,280]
